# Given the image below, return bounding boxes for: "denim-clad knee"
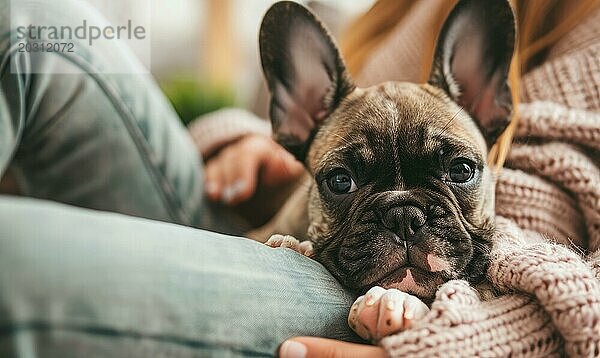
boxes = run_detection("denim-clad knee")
[0,197,360,357]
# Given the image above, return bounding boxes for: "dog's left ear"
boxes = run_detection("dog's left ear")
[429,0,516,146]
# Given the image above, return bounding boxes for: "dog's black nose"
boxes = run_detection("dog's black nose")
[382,205,426,242]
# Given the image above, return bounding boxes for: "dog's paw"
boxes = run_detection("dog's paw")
[348,286,429,342]
[265,234,314,257]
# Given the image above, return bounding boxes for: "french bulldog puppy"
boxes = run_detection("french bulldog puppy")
[252,0,515,341]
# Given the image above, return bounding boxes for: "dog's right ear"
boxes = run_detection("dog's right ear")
[259,1,355,161]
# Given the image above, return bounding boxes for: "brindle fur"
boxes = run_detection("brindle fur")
[250,0,515,299]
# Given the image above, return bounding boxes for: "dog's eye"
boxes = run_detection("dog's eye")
[326,170,358,195]
[448,160,475,183]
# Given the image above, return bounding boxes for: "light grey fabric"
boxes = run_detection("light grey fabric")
[0,197,359,357]
[0,0,214,230]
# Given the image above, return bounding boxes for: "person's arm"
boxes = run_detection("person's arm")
[188,108,272,160]
[515,102,600,152]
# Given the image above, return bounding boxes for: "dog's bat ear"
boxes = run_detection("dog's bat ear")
[259,1,355,161]
[429,0,516,147]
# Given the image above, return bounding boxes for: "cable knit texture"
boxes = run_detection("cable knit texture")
[379,6,600,357]
[188,4,600,355]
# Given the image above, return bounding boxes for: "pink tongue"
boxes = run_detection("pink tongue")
[399,269,416,287]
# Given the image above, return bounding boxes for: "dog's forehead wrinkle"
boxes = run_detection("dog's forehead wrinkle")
[316,140,373,173]
[314,81,485,182]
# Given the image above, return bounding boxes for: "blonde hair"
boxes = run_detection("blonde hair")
[341,0,600,169]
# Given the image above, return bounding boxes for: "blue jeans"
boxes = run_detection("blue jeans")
[0,0,358,356]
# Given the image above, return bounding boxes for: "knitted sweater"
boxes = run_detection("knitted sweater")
[189,4,600,356]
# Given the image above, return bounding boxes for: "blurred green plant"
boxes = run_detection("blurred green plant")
[160,76,235,126]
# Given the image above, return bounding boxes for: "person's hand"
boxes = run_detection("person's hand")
[278,337,387,358]
[204,134,304,206]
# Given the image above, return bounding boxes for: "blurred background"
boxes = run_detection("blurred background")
[120,0,374,125]
[0,0,375,197]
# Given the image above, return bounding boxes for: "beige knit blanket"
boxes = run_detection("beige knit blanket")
[380,70,600,358]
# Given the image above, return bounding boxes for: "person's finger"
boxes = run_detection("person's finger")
[219,135,278,205]
[278,337,387,358]
[261,145,304,187]
[204,156,223,201]
[222,155,261,206]
[218,147,261,205]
